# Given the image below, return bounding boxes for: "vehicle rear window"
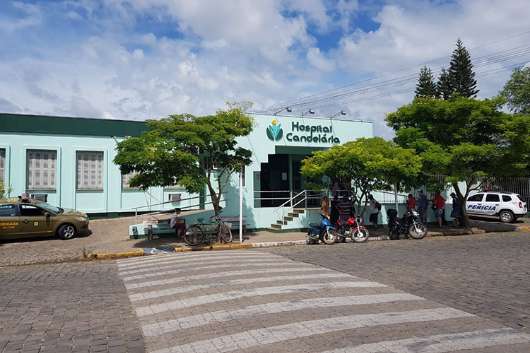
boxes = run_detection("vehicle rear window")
[468,194,484,202]
[0,204,17,217]
[502,195,512,202]
[485,194,500,202]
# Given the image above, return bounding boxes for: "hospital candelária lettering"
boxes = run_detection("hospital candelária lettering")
[287,121,340,144]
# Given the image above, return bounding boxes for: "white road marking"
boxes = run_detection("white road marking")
[135,281,386,316]
[117,250,265,264]
[119,256,287,275]
[117,252,276,268]
[129,272,353,301]
[121,261,297,282]
[318,328,530,353]
[148,308,474,353]
[125,266,321,290]
[142,293,425,336]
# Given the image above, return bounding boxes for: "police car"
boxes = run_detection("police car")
[466,192,527,223]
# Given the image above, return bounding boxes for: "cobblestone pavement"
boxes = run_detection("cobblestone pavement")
[117,249,530,353]
[266,231,530,331]
[0,262,145,353]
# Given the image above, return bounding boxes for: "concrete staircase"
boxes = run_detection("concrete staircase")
[269,208,306,232]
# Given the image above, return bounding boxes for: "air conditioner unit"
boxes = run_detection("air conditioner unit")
[169,193,181,202]
[31,194,48,202]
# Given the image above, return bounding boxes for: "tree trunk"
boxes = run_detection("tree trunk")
[206,179,222,216]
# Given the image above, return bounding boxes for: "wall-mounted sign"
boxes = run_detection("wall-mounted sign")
[266,119,340,144]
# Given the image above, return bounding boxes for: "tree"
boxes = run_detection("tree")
[387,97,528,227]
[415,66,438,98]
[114,108,253,215]
[301,137,422,216]
[437,67,453,100]
[448,39,479,97]
[500,66,530,114]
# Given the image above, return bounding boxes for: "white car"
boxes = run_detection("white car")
[466,192,527,223]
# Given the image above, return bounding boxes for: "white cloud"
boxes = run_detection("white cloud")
[0,0,529,141]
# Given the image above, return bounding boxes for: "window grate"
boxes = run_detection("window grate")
[76,151,104,191]
[27,149,56,191]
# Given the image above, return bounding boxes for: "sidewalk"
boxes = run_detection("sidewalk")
[0,216,527,266]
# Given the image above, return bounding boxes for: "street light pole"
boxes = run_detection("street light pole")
[239,166,244,243]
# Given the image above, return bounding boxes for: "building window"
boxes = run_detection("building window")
[27,149,57,191]
[0,149,5,184]
[122,172,139,190]
[76,151,104,191]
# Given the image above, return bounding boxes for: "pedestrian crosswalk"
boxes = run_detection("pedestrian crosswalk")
[117,250,530,353]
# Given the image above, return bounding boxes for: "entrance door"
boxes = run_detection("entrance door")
[259,154,290,207]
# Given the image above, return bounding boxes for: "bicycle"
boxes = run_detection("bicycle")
[184,214,233,246]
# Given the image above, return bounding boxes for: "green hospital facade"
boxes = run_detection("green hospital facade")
[0,113,373,230]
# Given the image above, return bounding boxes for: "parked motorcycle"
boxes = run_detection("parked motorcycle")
[307,214,338,245]
[387,208,427,240]
[335,216,369,243]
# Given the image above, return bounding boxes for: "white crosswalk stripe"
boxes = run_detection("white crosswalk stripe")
[129,272,353,302]
[149,308,473,353]
[117,252,277,269]
[142,293,424,336]
[319,328,530,353]
[124,265,321,290]
[117,251,530,353]
[135,281,386,316]
[121,260,299,282]
[118,256,288,275]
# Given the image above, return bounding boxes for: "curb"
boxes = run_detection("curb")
[86,249,145,260]
[86,226,519,261]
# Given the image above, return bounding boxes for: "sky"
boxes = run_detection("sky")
[0,0,529,137]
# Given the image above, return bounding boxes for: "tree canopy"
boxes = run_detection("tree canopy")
[387,97,529,226]
[301,137,422,214]
[114,108,253,215]
[448,39,479,98]
[500,66,530,114]
[415,66,438,98]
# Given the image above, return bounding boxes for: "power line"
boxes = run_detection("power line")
[264,29,530,113]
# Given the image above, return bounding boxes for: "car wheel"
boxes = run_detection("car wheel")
[499,210,514,223]
[57,224,77,240]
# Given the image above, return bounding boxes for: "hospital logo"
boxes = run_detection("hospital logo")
[266,119,283,141]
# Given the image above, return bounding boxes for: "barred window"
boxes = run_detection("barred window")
[0,149,5,184]
[27,150,57,191]
[76,151,104,191]
[122,172,139,190]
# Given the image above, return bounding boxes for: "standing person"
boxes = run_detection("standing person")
[450,193,462,226]
[406,193,416,211]
[417,190,428,223]
[433,191,446,227]
[321,196,330,219]
[367,195,381,228]
[330,196,340,225]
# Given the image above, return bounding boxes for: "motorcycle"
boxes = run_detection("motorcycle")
[387,209,427,240]
[307,214,337,245]
[335,216,369,243]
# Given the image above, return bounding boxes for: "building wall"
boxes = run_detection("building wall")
[0,113,374,228]
[0,133,196,214]
[221,114,374,229]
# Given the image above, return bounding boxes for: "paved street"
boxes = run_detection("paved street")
[0,262,144,353]
[1,232,529,353]
[117,241,530,353]
[267,232,530,331]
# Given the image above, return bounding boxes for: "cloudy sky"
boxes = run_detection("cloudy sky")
[1,0,529,137]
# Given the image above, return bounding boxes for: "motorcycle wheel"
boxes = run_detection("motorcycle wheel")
[408,223,427,239]
[352,228,369,243]
[321,230,336,245]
